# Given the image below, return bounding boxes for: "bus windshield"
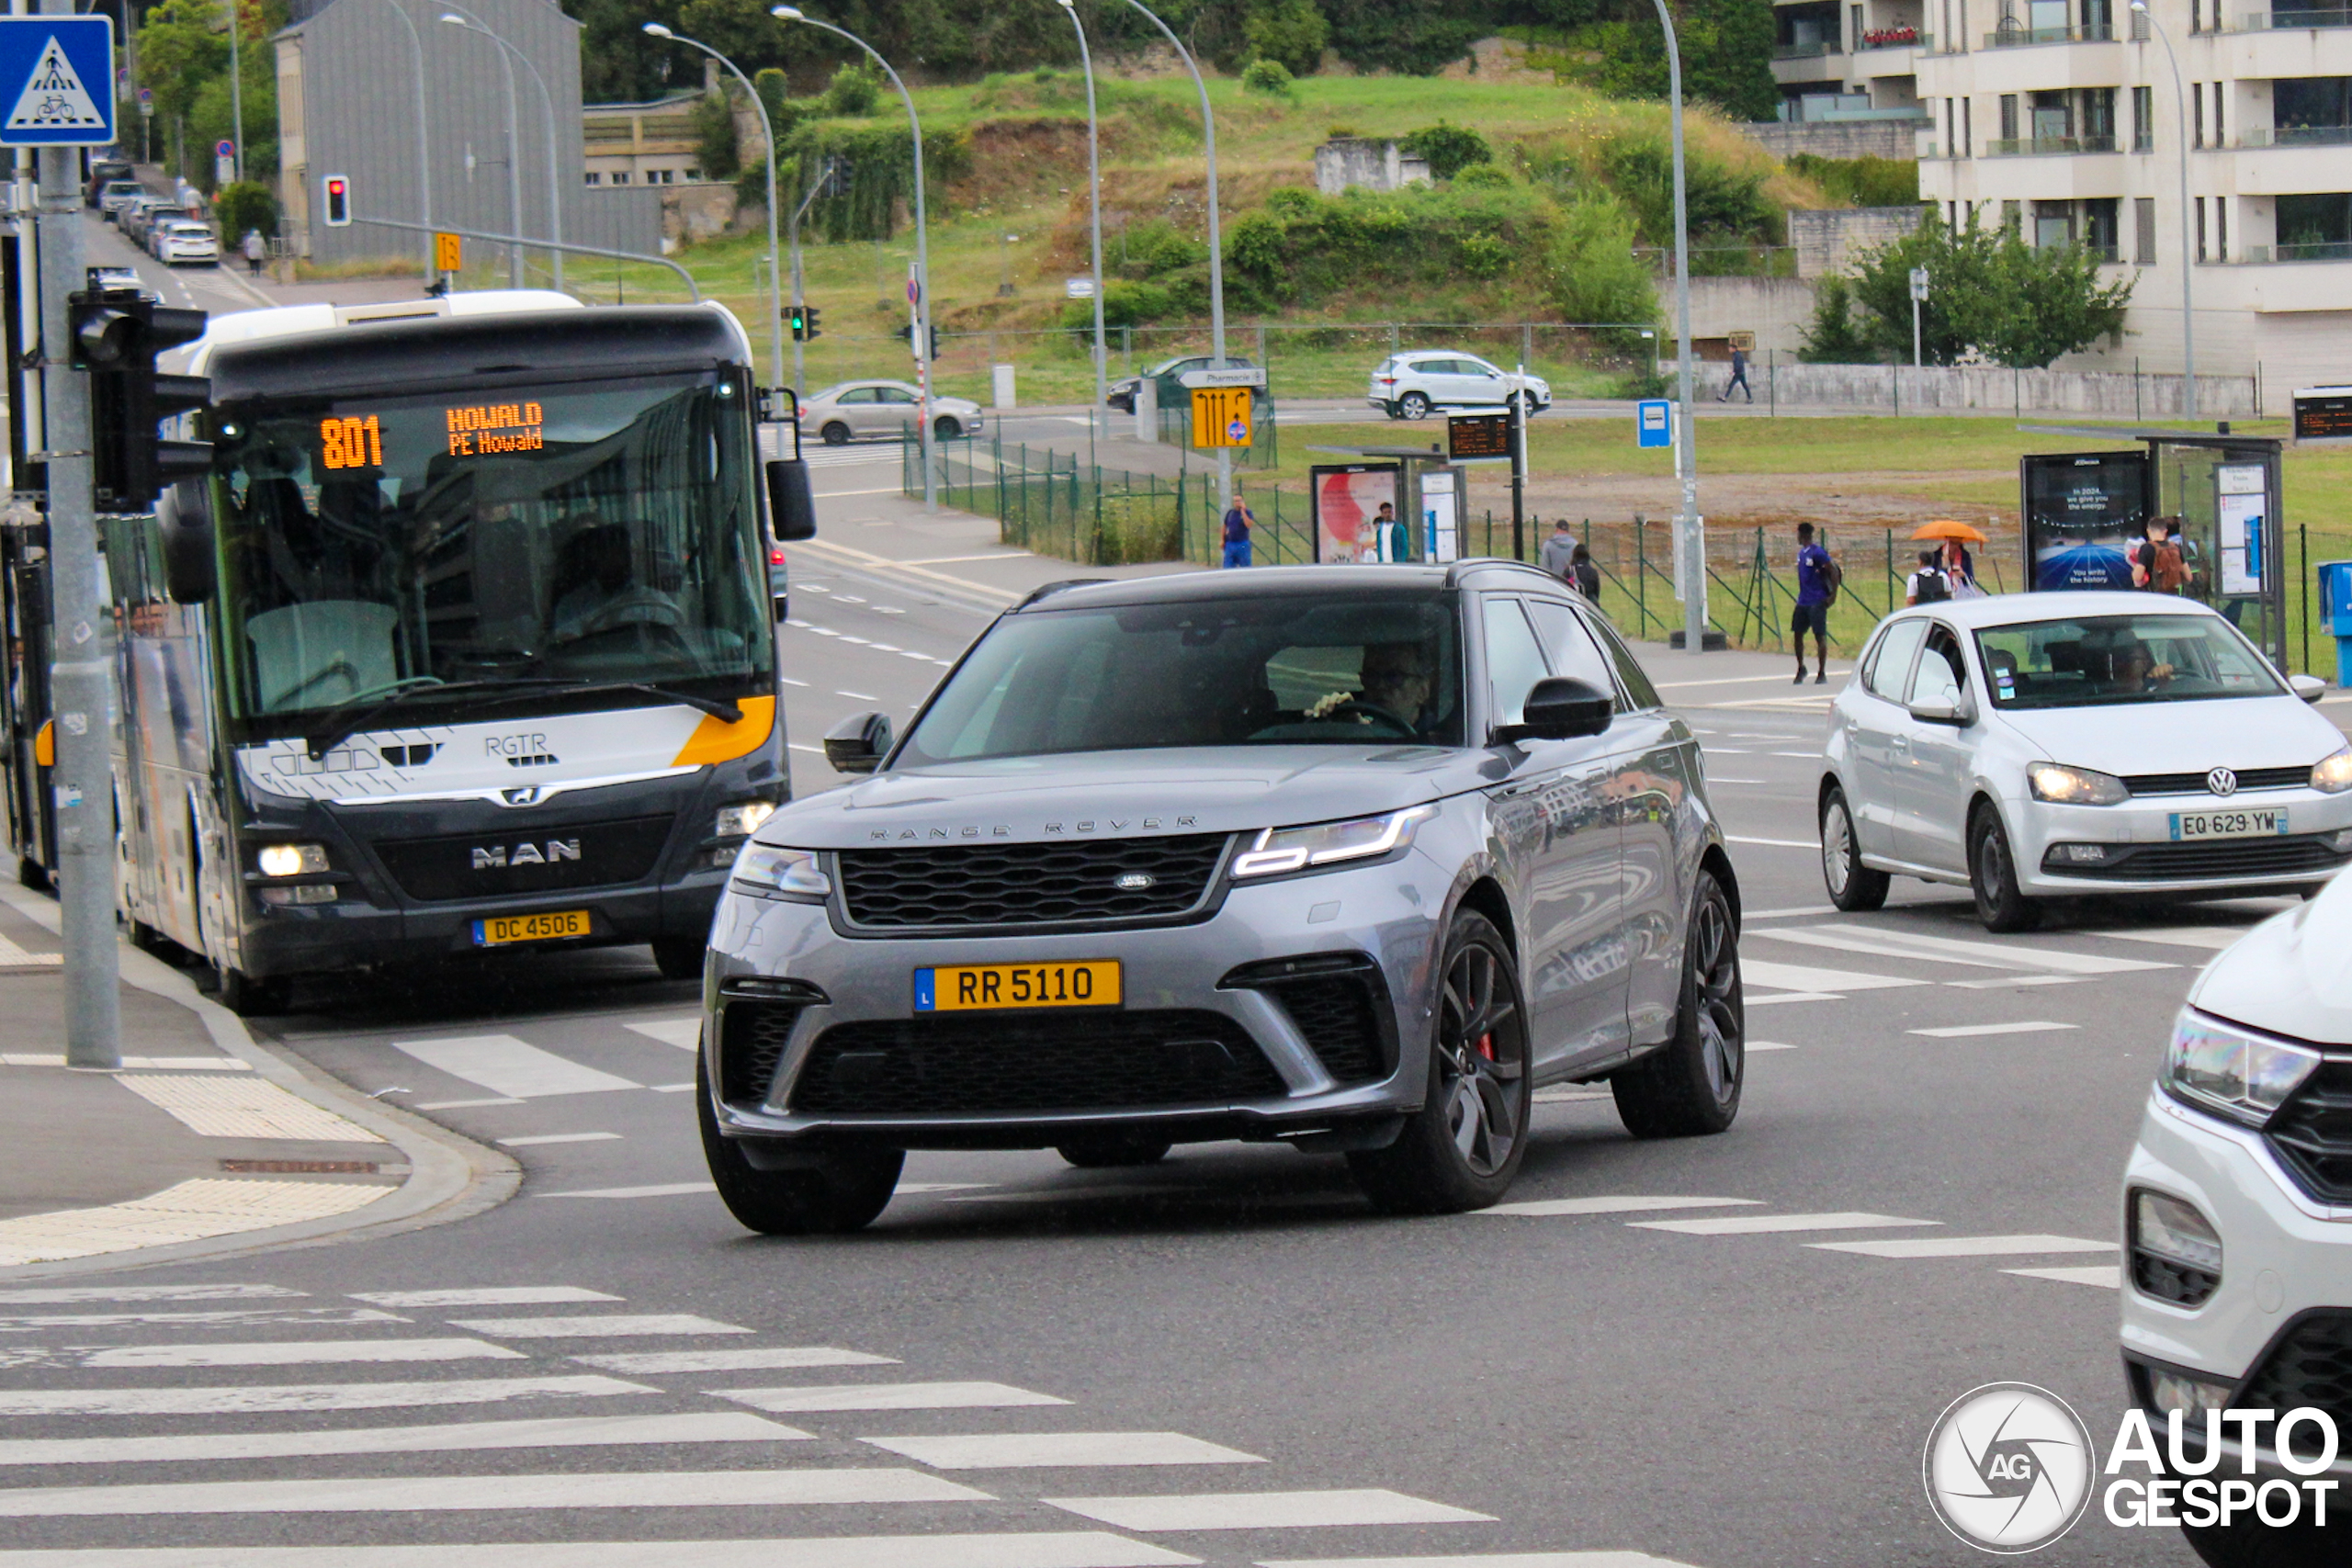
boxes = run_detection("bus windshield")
[212,374,770,736]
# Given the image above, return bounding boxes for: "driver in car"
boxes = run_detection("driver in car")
[2104,637,2175,694]
[548,521,681,646]
[1301,639,1441,737]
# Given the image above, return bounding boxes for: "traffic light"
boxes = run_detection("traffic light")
[787,303,808,341]
[892,321,939,360]
[803,305,822,342]
[322,174,351,227]
[821,157,852,197]
[71,289,210,515]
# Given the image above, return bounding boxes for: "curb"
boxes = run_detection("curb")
[0,881,520,1280]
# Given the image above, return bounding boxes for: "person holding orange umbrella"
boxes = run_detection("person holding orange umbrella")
[1913,520,1988,597]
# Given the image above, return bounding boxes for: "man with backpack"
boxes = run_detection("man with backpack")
[2132,516,2189,593]
[1792,522,1839,684]
[1906,548,1951,606]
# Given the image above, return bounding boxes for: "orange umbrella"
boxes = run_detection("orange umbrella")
[1912,519,1989,544]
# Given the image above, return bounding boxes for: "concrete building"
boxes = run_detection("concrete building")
[1312,138,1432,196]
[582,92,703,188]
[1770,0,1936,123]
[275,0,656,269]
[1905,0,2352,383]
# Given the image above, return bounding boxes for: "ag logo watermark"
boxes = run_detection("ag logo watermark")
[1923,1383,2095,1552]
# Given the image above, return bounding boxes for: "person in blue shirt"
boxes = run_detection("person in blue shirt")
[1792,521,1835,684]
[1222,495,1253,569]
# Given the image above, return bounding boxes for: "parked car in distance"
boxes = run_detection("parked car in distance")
[1105,354,1260,415]
[123,198,188,249]
[97,181,145,222]
[85,160,133,207]
[1817,592,2351,931]
[2118,879,2352,1567]
[1370,352,1551,421]
[85,265,157,302]
[153,220,219,266]
[799,380,984,445]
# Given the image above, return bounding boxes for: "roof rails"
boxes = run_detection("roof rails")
[1015,578,1112,608]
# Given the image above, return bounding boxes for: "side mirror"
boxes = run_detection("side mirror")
[1906,694,1973,726]
[822,710,892,774]
[155,480,215,604]
[766,458,817,542]
[2290,673,2326,705]
[1496,676,1613,744]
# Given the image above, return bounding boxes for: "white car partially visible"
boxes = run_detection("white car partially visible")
[1818,592,2352,931]
[154,221,219,266]
[1367,351,1550,422]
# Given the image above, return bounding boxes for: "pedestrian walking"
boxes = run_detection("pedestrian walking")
[1538,519,1579,583]
[2132,515,2188,593]
[241,229,266,278]
[1905,547,1951,606]
[1718,344,1753,403]
[1792,521,1838,683]
[1939,539,1976,592]
[1570,544,1601,604]
[1221,494,1254,569]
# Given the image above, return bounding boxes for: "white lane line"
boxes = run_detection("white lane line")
[351,1288,621,1308]
[45,1339,526,1371]
[496,1133,622,1147]
[1743,960,1922,993]
[0,1374,653,1416]
[1744,991,1842,1006]
[414,1097,526,1110]
[1479,1196,1761,1218]
[1768,924,2173,975]
[1659,672,1837,688]
[0,1307,399,1331]
[896,1183,999,1194]
[1906,1021,2079,1039]
[541,1182,712,1199]
[1,1054,241,1069]
[390,1034,640,1099]
[1046,1489,1493,1530]
[1724,836,1820,850]
[649,1082,696,1092]
[1704,778,1767,784]
[113,1076,385,1143]
[1529,1088,1611,1103]
[2006,1264,2123,1289]
[837,690,877,700]
[779,675,810,687]
[0,1468,990,1517]
[863,1432,1265,1469]
[574,1347,896,1374]
[1943,976,2086,989]
[626,1018,703,1049]
[1631,1212,1939,1236]
[1810,1235,2115,1258]
[1770,751,1818,758]
[718,1382,1069,1413]
[1743,905,1837,920]
[0,1179,392,1269]
[447,1314,749,1339]
[0,1534,1199,1566]
[1748,1041,1800,1052]
[0,1413,812,1467]
[1259,1557,1705,1567]
[0,1283,303,1304]
[2109,926,2255,951]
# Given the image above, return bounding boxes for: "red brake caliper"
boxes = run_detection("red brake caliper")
[1476,1032,1495,1061]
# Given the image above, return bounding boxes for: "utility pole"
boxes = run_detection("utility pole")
[1649,0,1702,656]
[1909,265,1928,367]
[225,0,243,183]
[1510,364,1528,560]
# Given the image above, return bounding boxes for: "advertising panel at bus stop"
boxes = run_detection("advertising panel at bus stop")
[2019,450,2149,591]
[1310,464,1403,564]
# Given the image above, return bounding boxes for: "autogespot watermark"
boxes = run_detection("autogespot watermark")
[1924,1384,2342,1553]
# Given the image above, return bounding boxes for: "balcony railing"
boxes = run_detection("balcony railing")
[1857,27,1929,47]
[2236,7,2352,27]
[1985,133,2120,154]
[2240,124,2352,147]
[1773,40,1842,58]
[1984,21,2117,45]
[2243,240,2352,261]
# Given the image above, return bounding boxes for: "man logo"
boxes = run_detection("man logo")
[2207,767,2238,796]
[1923,1382,2094,1553]
[471,840,582,870]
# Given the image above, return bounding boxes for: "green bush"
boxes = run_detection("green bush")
[1544,188,1657,347]
[782,120,974,243]
[1219,181,1559,310]
[1118,219,1208,279]
[1241,57,1297,98]
[1245,0,1329,75]
[693,92,740,182]
[1061,279,1176,333]
[1453,162,1515,190]
[1401,122,1493,180]
[823,62,881,118]
[1797,275,1873,363]
[1598,134,1778,247]
[1785,152,1920,209]
[214,182,277,241]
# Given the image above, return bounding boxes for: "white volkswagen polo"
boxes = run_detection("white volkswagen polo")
[1817,592,2352,931]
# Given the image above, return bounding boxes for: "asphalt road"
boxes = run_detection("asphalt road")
[4,232,2305,1567]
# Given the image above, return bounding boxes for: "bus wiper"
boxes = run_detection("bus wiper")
[304,679,745,761]
[524,681,745,725]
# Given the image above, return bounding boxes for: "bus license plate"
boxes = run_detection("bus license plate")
[2169,809,2289,841]
[914,960,1121,1012]
[474,910,593,946]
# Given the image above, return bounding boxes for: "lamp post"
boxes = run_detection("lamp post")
[772,6,935,508]
[376,0,435,280]
[1909,265,1929,367]
[1057,0,1108,469]
[1648,0,1702,655]
[2130,0,2196,417]
[645,23,781,387]
[225,0,243,183]
[443,11,563,291]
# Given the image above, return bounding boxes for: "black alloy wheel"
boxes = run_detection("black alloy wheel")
[1819,785,1890,911]
[1348,908,1531,1213]
[1612,869,1744,1137]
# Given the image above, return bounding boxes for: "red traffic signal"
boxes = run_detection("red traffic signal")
[322,175,351,227]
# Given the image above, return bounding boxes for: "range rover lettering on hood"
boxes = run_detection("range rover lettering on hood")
[866,814,1201,842]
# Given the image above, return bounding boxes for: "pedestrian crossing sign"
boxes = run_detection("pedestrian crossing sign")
[0,17,114,146]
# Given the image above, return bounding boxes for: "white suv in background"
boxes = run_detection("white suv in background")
[153,220,219,266]
[2120,879,2352,1568]
[1369,352,1550,421]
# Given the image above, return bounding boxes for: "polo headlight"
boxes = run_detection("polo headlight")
[716,800,777,838]
[2027,761,2129,805]
[2161,1007,2322,1128]
[2312,745,2352,795]
[730,843,830,901]
[1231,806,1433,879]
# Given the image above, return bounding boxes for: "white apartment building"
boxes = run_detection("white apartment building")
[1773,0,2352,385]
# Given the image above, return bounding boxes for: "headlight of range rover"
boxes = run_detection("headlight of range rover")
[1231,806,1434,879]
[729,843,831,902]
[2027,762,2129,806]
[2161,1007,2322,1127]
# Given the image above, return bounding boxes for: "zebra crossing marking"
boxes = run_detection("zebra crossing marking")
[0,1307,401,1331]
[0,1413,811,1467]
[6,1338,525,1371]
[2004,1264,2122,1289]
[571,1347,896,1374]
[1808,1235,2113,1259]
[447,1314,748,1339]
[1478,1196,1760,1218]
[622,1019,700,1050]
[1629,1212,1937,1236]
[0,1535,1202,1566]
[717,1381,1069,1413]
[389,1035,639,1100]
[0,1467,991,1517]
[1046,1489,1494,1530]
[861,1432,1266,1469]
[0,1374,654,1417]
[349,1288,620,1308]
[1906,1021,2077,1039]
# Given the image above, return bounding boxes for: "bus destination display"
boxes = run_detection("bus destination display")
[447,400,545,457]
[1447,412,1512,461]
[2293,387,2352,444]
[317,415,382,470]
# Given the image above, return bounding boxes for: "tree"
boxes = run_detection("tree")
[1577,0,1780,123]
[1545,187,1657,348]
[1846,212,2133,368]
[1797,274,1871,362]
[1401,123,1493,180]
[1244,0,1329,74]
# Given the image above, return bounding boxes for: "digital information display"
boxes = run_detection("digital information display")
[318,414,382,470]
[2293,387,2352,444]
[446,400,545,457]
[1447,412,1512,462]
[2019,450,2150,592]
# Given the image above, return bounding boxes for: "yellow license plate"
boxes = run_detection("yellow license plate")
[915,960,1121,1012]
[473,909,592,946]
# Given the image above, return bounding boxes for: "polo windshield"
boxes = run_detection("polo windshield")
[212,375,770,737]
[1973,614,2287,708]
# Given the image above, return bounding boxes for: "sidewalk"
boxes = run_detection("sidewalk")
[0,886,511,1277]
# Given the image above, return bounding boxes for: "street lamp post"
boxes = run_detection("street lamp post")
[225,0,243,184]
[444,11,564,291]
[645,23,782,388]
[1057,0,1108,469]
[772,7,936,509]
[1648,0,1702,655]
[1120,0,1232,515]
[376,0,435,280]
[1909,265,1929,367]
[2130,0,2196,417]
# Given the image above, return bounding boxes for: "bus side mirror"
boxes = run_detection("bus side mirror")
[766,458,817,541]
[155,480,215,604]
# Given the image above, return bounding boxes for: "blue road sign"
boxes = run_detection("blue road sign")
[1637,399,1673,449]
[0,17,114,146]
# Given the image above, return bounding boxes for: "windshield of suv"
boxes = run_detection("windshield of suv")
[1973,614,2286,708]
[214,374,770,736]
[897,591,1464,763]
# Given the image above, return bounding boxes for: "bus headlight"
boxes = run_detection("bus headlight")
[731,843,829,902]
[255,843,329,877]
[716,801,777,838]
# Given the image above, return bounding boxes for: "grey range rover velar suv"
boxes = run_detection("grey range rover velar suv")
[699,563,1746,1232]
